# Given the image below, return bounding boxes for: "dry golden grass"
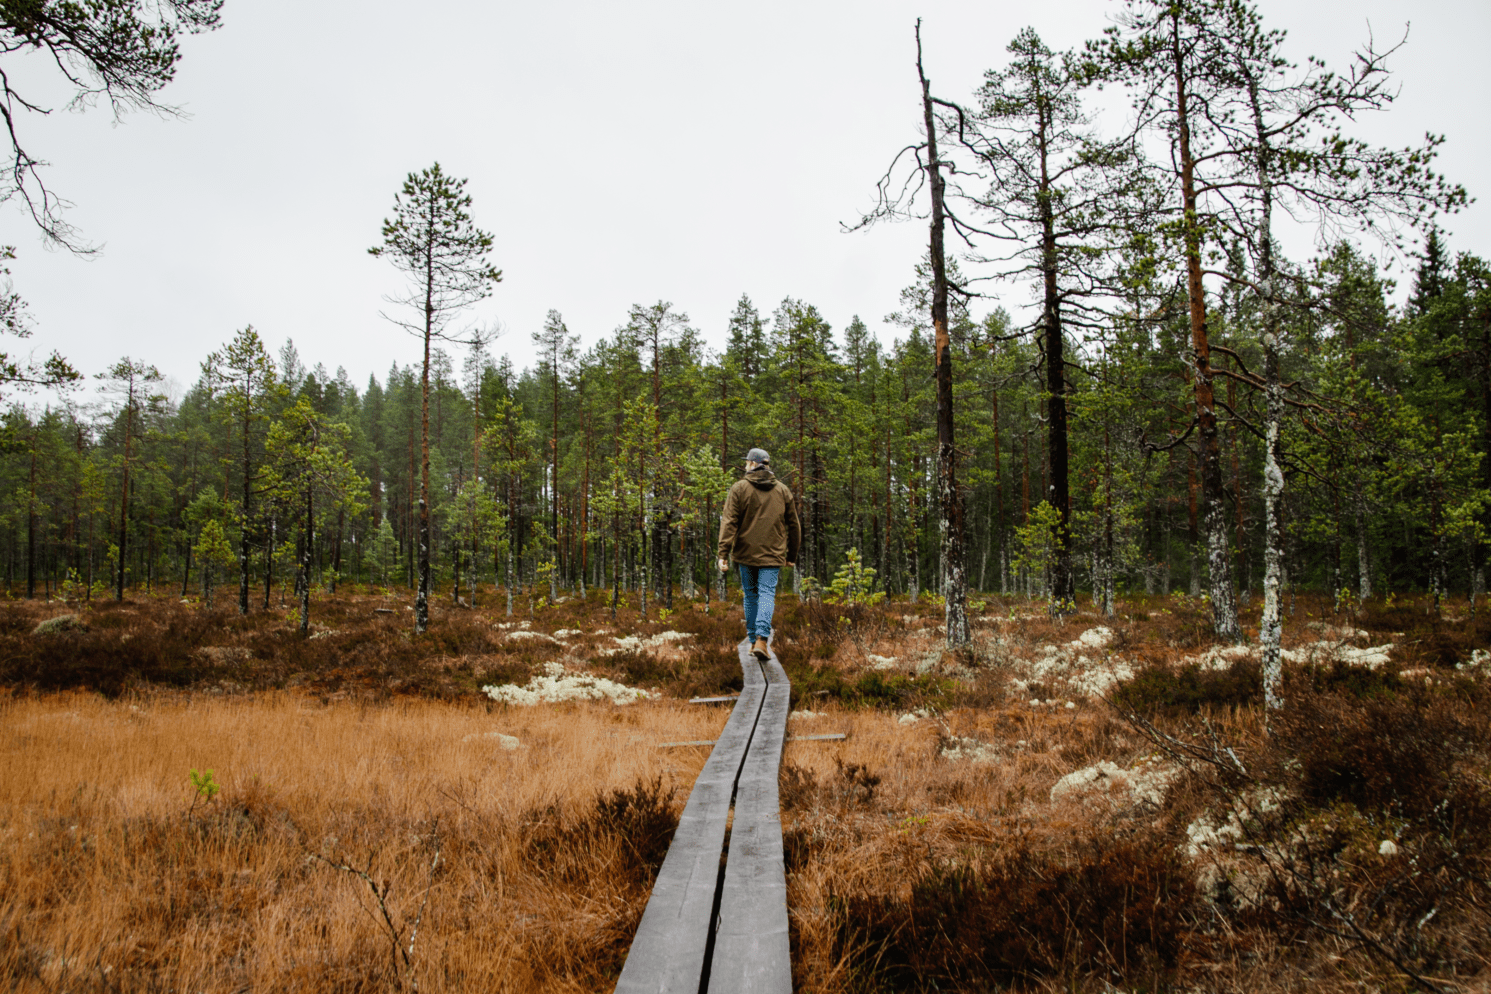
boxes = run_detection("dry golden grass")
[0,691,727,993]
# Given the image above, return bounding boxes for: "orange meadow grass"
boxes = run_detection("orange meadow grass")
[0,691,728,993]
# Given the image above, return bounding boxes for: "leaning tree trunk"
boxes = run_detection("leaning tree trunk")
[918,25,969,647]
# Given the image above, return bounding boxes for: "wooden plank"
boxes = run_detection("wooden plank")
[659,732,845,748]
[689,695,740,704]
[615,640,766,994]
[707,642,792,994]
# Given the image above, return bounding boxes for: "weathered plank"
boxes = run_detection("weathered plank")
[706,642,792,994]
[659,733,846,748]
[614,640,767,994]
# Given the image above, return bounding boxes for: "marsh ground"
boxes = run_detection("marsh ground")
[2,587,1488,992]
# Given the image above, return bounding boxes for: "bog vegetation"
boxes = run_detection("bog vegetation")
[3,589,1489,992]
[1,0,1489,991]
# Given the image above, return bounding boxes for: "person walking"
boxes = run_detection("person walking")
[718,448,800,660]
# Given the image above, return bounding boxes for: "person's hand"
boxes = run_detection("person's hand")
[718,558,729,573]
[786,562,796,568]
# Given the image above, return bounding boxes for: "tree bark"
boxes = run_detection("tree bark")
[1250,73,1286,715]
[1034,87,1074,614]
[118,384,135,602]
[416,219,434,634]
[918,24,970,646]
[1171,10,1239,640]
[299,484,313,638]
[238,372,251,615]
[26,435,36,599]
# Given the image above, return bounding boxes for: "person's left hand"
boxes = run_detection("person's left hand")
[718,558,729,573]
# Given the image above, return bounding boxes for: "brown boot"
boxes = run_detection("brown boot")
[752,637,770,661]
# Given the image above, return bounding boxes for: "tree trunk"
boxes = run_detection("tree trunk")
[918,19,970,645]
[1034,91,1073,615]
[332,508,344,593]
[26,436,37,599]
[238,376,251,615]
[118,391,134,602]
[1251,74,1286,715]
[417,265,434,634]
[263,516,274,610]
[1172,10,1239,640]
[299,484,313,638]
[1356,499,1372,602]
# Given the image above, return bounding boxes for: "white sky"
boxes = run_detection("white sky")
[5,0,1488,394]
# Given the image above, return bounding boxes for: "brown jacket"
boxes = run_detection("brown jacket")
[717,468,801,567]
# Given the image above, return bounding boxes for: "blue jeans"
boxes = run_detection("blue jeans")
[737,565,781,642]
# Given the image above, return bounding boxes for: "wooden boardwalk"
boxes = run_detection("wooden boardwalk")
[615,639,792,994]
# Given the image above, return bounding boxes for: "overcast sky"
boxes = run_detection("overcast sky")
[5,0,1487,395]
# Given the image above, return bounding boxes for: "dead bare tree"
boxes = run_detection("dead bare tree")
[849,20,971,646]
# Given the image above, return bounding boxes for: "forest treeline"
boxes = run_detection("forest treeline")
[1,0,1487,632]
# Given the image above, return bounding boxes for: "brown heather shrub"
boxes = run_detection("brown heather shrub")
[833,832,1198,991]
[1273,689,1491,829]
[1112,659,1263,715]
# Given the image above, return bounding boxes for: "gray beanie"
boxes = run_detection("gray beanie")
[745,447,770,464]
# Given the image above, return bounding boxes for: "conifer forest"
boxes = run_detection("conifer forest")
[0,1,1484,641]
[5,7,1488,638]
[4,2,1491,993]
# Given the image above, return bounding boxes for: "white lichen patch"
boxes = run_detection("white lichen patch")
[789,710,824,720]
[1069,627,1114,651]
[602,631,694,655]
[866,654,899,670]
[897,707,933,725]
[940,736,999,763]
[1194,644,1254,670]
[1051,756,1177,808]
[1184,787,1287,859]
[1282,641,1394,670]
[461,731,521,750]
[553,629,583,639]
[1184,787,1290,904]
[1457,648,1491,676]
[1065,657,1136,697]
[1004,635,1135,699]
[505,630,555,642]
[481,671,653,706]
